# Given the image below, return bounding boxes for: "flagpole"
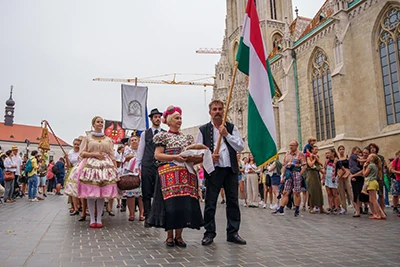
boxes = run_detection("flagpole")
[215,61,239,154]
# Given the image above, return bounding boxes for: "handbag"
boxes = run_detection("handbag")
[117,158,140,190]
[4,171,15,181]
[117,173,141,190]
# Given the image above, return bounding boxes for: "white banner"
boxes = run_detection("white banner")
[121,84,148,130]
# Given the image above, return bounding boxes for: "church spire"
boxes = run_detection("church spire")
[4,85,15,126]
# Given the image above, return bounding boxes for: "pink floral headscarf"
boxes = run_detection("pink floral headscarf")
[162,106,182,125]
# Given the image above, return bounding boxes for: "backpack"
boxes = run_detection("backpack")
[390,158,400,180]
[275,160,283,175]
[0,168,4,183]
[25,158,33,173]
[52,164,59,175]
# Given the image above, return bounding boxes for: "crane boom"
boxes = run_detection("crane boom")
[196,48,222,54]
[93,77,214,87]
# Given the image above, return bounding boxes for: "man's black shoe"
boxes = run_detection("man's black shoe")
[144,222,151,228]
[227,234,246,245]
[201,236,214,246]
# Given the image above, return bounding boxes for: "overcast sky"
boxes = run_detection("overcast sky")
[0,0,325,145]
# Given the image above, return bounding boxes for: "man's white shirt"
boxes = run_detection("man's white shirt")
[195,122,244,168]
[135,127,162,170]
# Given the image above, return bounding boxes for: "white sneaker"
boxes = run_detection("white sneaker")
[263,204,267,209]
[269,204,274,210]
[314,206,320,213]
[31,198,39,202]
[259,200,264,205]
[339,208,347,215]
[243,203,248,207]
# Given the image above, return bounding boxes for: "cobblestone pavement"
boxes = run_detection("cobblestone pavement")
[0,195,399,267]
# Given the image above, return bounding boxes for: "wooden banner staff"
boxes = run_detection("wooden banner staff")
[41,120,68,157]
[215,61,239,154]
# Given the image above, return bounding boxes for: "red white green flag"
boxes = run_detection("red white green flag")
[236,0,277,166]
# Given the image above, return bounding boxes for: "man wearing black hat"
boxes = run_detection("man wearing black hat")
[134,108,164,222]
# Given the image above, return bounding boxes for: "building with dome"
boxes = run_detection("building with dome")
[0,86,71,161]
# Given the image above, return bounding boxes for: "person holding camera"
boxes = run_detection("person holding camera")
[272,140,306,217]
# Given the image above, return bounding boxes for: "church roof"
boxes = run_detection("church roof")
[0,122,71,147]
[289,16,312,41]
[297,0,334,41]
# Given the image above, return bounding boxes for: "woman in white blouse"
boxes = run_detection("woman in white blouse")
[245,154,260,207]
[3,150,17,203]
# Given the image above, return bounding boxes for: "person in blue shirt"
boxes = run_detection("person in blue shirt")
[55,157,65,196]
[303,136,317,155]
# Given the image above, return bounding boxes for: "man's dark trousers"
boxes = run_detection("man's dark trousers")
[142,165,157,218]
[203,167,241,238]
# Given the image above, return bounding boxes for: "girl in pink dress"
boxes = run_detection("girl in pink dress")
[77,116,120,228]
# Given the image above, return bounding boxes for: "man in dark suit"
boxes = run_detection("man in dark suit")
[134,108,164,222]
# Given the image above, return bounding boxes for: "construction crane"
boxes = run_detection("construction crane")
[196,48,222,54]
[93,73,214,87]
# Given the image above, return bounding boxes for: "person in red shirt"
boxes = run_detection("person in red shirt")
[389,151,400,216]
[47,160,55,194]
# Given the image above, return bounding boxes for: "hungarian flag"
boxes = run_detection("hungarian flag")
[236,0,277,166]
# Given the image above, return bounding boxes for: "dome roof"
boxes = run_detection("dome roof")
[6,97,15,107]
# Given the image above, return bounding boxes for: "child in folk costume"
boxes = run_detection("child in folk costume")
[77,116,120,228]
[64,137,83,215]
[122,135,145,221]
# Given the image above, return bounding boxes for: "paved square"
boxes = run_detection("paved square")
[0,196,399,267]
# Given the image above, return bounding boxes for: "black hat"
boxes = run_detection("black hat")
[149,108,162,118]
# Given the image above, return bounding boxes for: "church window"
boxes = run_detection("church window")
[270,0,277,20]
[378,6,400,125]
[272,33,283,50]
[312,50,335,141]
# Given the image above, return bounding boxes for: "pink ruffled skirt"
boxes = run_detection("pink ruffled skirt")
[77,156,120,199]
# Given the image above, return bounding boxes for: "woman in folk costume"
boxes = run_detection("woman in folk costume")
[64,137,83,216]
[122,134,144,221]
[77,116,119,228]
[64,137,89,221]
[146,106,203,248]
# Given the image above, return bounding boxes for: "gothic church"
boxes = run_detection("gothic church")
[214,0,400,158]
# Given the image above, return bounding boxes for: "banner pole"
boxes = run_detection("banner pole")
[215,61,239,154]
